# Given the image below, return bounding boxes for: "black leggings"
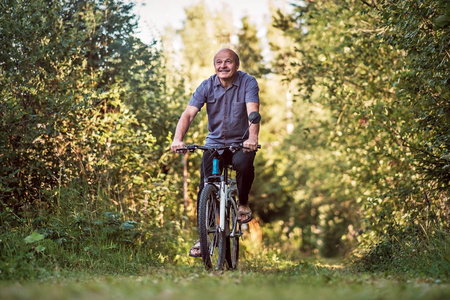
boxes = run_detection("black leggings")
[197,149,256,209]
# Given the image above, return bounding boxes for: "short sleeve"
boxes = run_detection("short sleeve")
[245,76,260,104]
[188,79,209,110]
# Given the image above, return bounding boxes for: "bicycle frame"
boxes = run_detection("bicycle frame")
[181,144,256,237]
[210,155,236,235]
[177,142,259,269]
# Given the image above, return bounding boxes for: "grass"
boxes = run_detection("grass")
[0,260,449,300]
[1,209,449,299]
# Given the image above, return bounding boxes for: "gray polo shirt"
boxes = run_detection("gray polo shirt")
[189,71,260,146]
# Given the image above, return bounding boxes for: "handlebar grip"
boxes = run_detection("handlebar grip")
[175,144,205,153]
[239,144,261,150]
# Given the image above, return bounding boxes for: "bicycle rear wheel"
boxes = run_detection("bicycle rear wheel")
[198,184,226,270]
[225,200,239,269]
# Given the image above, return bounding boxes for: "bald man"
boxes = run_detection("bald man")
[171,48,260,257]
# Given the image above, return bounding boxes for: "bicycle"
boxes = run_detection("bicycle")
[177,112,261,270]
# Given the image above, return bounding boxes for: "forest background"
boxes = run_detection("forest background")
[0,0,449,281]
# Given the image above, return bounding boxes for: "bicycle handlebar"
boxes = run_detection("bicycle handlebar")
[176,144,261,153]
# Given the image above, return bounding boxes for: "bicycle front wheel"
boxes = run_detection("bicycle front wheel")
[225,200,239,269]
[198,184,226,270]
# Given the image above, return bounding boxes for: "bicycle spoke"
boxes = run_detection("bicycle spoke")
[198,184,225,270]
[225,198,239,269]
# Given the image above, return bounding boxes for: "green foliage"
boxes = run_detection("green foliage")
[177,1,234,88]
[271,0,449,264]
[0,208,187,281]
[0,0,180,214]
[0,0,187,279]
[377,0,450,192]
[237,16,270,76]
[1,0,448,281]
[358,226,450,278]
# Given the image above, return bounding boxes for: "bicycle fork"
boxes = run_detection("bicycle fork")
[219,181,227,232]
[212,157,226,232]
[213,157,239,237]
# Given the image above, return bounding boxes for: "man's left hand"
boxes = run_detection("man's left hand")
[243,138,258,152]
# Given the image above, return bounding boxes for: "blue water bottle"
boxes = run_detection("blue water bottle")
[212,158,220,175]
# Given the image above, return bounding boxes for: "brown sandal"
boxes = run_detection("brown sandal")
[238,205,252,224]
[189,240,201,257]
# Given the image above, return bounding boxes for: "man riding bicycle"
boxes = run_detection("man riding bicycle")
[170,48,260,257]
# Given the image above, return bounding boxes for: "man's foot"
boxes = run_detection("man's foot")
[238,204,252,224]
[189,240,201,257]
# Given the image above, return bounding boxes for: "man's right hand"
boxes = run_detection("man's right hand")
[171,140,186,153]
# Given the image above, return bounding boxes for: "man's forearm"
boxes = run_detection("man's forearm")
[248,123,259,142]
[173,117,190,142]
[173,107,198,142]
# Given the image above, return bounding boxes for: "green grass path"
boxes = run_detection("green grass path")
[1,261,449,300]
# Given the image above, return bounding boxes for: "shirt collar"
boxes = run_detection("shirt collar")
[214,71,241,87]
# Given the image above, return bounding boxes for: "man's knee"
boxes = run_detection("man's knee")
[234,160,254,173]
[234,160,255,177]
[233,151,255,169]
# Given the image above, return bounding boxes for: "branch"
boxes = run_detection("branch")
[360,0,380,11]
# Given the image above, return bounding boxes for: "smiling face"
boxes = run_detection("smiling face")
[214,49,239,86]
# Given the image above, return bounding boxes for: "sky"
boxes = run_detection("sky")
[130,0,289,45]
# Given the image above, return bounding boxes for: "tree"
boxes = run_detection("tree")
[237,16,269,77]
[178,1,221,88]
[273,0,449,260]
[0,0,177,220]
[376,0,450,193]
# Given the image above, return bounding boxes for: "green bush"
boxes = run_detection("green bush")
[0,208,188,281]
[357,226,450,279]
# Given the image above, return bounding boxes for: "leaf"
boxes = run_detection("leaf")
[440,154,450,160]
[121,220,137,230]
[24,231,45,244]
[434,15,450,28]
[34,245,46,252]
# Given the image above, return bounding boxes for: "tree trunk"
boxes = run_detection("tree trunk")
[183,152,189,217]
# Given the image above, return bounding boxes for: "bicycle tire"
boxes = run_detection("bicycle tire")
[225,200,239,269]
[198,184,226,270]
